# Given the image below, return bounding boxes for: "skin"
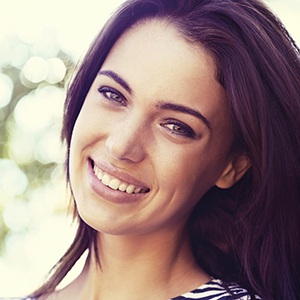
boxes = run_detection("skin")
[53,19,247,299]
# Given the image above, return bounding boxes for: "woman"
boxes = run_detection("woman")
[28,0,300,299]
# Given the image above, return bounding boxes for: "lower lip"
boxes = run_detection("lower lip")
[87,161,147,204]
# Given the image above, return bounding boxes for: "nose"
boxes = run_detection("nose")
[105,114,147,163]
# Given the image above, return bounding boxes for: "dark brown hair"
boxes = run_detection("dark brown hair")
[31,1,300,299]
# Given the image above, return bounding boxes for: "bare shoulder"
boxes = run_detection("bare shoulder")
[37,281,82,300]
[38,292,60,300]
[35,292,62,300]
[37,289,71,300]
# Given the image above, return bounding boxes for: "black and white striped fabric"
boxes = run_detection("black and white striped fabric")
[171,278,262,299]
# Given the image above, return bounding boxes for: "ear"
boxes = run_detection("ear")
[215,155,251,189]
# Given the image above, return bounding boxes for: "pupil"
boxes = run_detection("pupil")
[174,125,182,131]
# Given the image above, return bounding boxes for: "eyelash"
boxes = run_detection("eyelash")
[160,119,196,139]
[98,86,127,106]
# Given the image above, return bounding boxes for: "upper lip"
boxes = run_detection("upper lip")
[90,158,150,190]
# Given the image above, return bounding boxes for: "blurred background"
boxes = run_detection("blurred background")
[0,0,299,297]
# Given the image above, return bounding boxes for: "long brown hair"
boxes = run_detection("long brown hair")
[31,1,300,299]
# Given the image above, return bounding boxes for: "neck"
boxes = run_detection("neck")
[75,226,209,300]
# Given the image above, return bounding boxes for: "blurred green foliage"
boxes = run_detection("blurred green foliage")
[0,32,75,254]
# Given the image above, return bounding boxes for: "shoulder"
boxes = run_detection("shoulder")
[172,278,262,300]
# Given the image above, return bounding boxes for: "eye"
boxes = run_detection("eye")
[160,119,196,139]
[98,86,127,106]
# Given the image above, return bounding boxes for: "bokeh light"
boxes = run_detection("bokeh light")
[9,43,30,69]
[0,159,28,197]
[14,92,53,132]
[46,58,66,84]
[0,73,13,108]
[21,57,49,84]
[8,130,35,165]
[3,200,31,232]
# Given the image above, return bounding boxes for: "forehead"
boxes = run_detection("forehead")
[102,19,219,93]
[110,19,215,70]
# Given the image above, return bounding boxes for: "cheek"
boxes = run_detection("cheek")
[157,145,228,200]
[69,118,85,165]
[68,106,94,177]
[68,126,82,186]
[70,100,103,153]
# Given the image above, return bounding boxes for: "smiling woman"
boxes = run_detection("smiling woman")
[15,0,300,299]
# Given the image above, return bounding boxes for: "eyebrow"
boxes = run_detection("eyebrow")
[98,69,211,130]
[156,101,211,130]
[98,70,132,95]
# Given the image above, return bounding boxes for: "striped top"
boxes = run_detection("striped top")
[171,278,261,299]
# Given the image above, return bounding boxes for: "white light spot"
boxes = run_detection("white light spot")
[10,44,30,69]
[14,92,53,133]
[0,73,14,108]
[34,130,64,164]
[3,201,31,232]
[8,131,35,164]
[22,57,48,83]
[0,159,28,197]
[46,57,66,84]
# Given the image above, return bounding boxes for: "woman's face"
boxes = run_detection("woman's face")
[69,20,234,236]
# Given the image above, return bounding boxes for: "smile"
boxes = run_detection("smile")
[93,164,149,194]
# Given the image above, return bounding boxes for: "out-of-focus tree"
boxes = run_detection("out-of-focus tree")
[0,29,75,254]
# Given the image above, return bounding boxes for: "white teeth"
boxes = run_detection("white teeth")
[108,178,121,190]
[119,183,127,192]
[134,187,141,194]
[93,164,147,194]
[102,174,111,185]
[126,185,135,194]
[94,166,103,180]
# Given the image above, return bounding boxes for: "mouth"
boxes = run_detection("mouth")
[91,160,150,195]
